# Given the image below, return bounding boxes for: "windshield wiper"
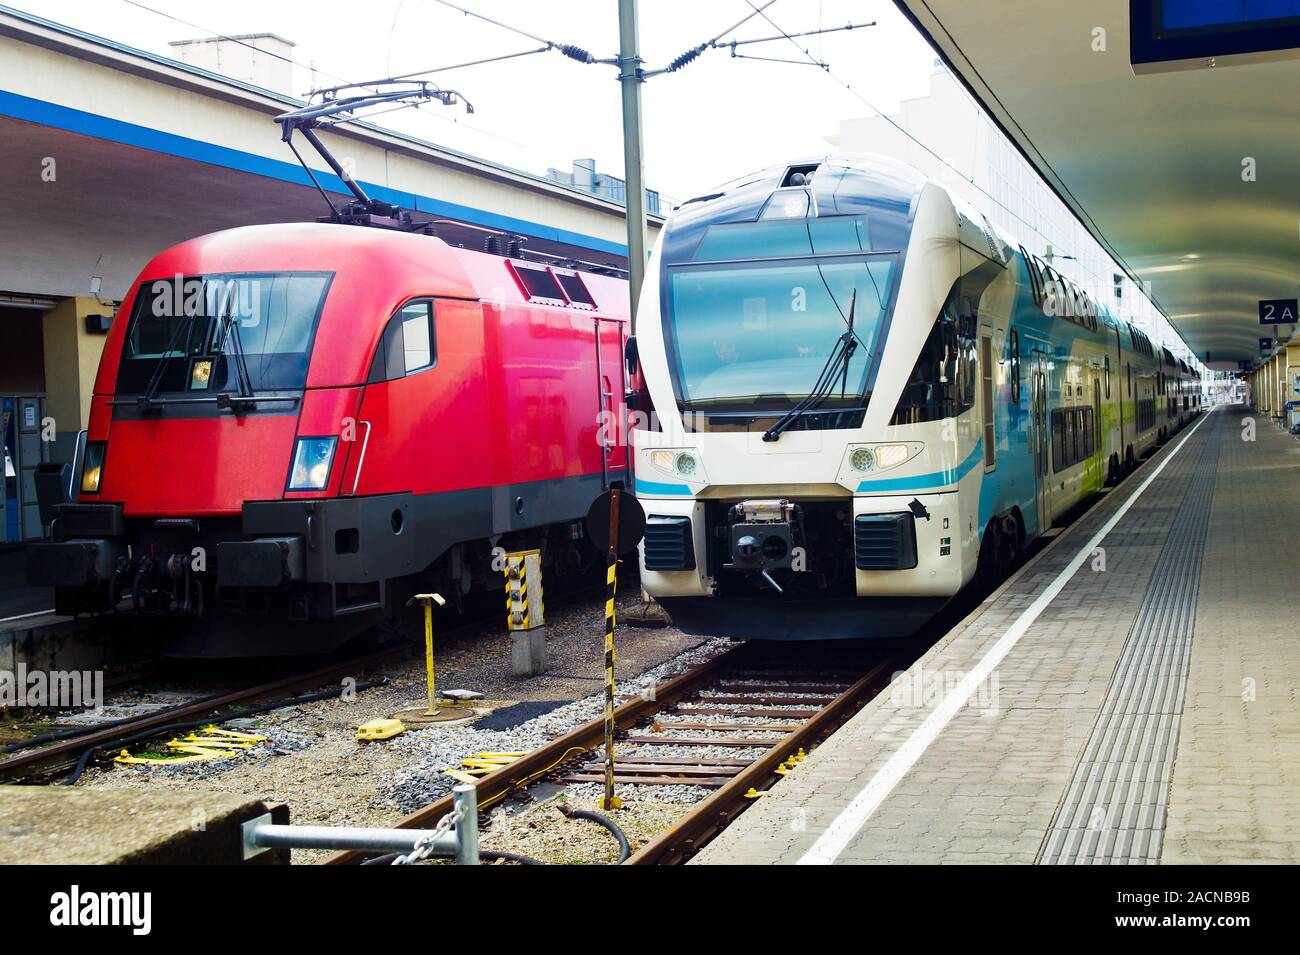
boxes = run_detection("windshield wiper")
[137,297,203,412]
[211,290,298,412]
[213,293,254,400]
[763,289,859,442]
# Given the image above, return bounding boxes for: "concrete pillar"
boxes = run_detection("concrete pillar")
[1275,355,1282,419]
[1277,352,1289,423]
[510,627,547,677]
[41,297,108,465]
[1261,359,1271,416]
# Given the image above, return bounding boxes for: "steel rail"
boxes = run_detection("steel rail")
[625,657,899,865]
[0,647,404,781]
[323,641,749,864]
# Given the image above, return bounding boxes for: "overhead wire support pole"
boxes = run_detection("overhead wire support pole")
[618,0,649,334]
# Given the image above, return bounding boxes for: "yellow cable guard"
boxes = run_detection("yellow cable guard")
[114,726,268,765]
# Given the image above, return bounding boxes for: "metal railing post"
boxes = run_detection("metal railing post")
[452,784,479,865]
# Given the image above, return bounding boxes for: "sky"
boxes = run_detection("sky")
[10,0,942,202]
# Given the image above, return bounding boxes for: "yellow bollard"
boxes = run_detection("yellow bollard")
[408,593,446,716]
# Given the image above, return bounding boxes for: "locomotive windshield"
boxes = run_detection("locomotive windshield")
[115,272,332,396]
[665,223,895,411]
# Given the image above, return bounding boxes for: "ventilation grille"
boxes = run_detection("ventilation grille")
[643,516,695,571]
[854,513,918,570]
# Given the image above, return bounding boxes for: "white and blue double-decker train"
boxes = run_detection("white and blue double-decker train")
[628,154,1199,639]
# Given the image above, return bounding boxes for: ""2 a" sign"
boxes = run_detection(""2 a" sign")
[1259,298,1297,325]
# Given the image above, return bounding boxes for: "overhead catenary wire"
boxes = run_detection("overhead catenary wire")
[427,0,610,64]
[116,0,589,177]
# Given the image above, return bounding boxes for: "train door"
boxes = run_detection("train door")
[593,316,627,488]
[1030,353,1050,533]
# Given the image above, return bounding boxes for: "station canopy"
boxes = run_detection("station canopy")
[896,0,1300,366]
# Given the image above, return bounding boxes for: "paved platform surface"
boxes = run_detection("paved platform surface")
[0,785,288,864]
[695,405,1300,865]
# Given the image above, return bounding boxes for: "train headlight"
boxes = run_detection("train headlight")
[648,448,703,481]
[80,441,107,495]
[872,444,912,469]
[673,451,699,477]
[287,437,337,492]
[843,442,924,481]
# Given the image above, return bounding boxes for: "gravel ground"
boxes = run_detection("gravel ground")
[479,799,691,863]
[72,590,725,864]
[381,637,731,813]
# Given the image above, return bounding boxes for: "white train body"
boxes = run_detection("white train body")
[629,155,1197,639]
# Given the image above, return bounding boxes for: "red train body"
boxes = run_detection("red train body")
[28,223,630,652]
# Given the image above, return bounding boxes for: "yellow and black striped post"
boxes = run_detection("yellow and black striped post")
[507,559,529,629]
[600,486,623,811]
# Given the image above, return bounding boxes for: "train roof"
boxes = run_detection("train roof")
[660,153,927,263]
[95,222,628,395]
[122,222,628,316]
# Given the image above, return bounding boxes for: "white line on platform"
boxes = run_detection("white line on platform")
[797,409,1216,866]
[0,609,56,624]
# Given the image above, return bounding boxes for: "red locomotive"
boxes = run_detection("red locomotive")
[27,222,630,653]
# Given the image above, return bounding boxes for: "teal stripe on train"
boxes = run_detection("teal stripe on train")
[856,440,983,492]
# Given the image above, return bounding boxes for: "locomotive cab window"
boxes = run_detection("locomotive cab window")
[115,272,332,396]
[369,299,437,383]
[890,289,976,425]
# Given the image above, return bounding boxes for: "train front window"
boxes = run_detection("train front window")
[665,255,894,409]
[115,272,332,396]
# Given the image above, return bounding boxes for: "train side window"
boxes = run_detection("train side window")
[1104,356,1111,398]
[980,335,995,469]
[401,301,436,373]
[368,299,437,382]
[1051,411,1064,472]
[1127,362,1132,398]
[889,289,973,424]
[1009,328,1021,403]
[1021,249,1044,306]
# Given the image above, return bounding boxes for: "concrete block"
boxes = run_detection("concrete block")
[0,785,290,864]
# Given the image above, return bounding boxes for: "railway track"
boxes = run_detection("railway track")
[0,645,404,783]
[326,640,903,865]
[0,581,611,784]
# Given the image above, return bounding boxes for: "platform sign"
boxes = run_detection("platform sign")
[1260,338,1273,354]
[1259,299,1297,325]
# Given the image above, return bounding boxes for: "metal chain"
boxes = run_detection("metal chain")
[391,806,463,865]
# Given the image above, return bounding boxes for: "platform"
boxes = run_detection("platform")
[0,785,288,864]
[695,405,1300,865]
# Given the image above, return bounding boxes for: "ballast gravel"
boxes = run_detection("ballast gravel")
[383,638,731,813]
